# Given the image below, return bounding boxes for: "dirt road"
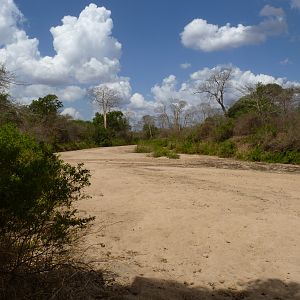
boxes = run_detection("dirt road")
[60,146,300,299]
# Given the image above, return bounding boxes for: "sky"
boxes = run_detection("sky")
[1,0,300,120]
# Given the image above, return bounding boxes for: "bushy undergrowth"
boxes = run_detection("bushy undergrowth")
[0,125,95,298]
[136,140,179,159]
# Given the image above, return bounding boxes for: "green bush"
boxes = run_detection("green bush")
[135,140,179,159]
[135,144,152,153]
[217,140,237,158]
[0,125,94,276]
[212,118,234,142]
[197,142,218,156]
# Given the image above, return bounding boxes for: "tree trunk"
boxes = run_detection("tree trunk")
[103,113,107,129]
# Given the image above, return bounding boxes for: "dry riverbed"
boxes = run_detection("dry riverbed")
[60,146,300,300]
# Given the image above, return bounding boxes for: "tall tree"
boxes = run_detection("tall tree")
[29,94,63,116]
[89,85,120,129]
[155,103,170,129]
[169,98,187,131]
[142,115,156,139]
[196,68,232,116]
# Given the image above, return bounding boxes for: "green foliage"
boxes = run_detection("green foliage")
[29,94,63,116]
[135,140,179,159]
[211,117,234,142]
[217,140,237,158]
[0,125,94,275]
[93,125,113,146]
[238,146,300,164]
[135,144,152,153]
[152,147,179,159]
[93,111,131,146]
[0,93,21,126]
[197,142,218,156]
[227,96,255,119]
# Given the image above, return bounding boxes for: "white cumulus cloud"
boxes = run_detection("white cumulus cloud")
[0,0,130,109]
[61,107,82,119]
[181,5,287,52]
[131,65,300,119]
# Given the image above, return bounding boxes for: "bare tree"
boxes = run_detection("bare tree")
[142,115,156,138]
[183,107,197,127]
[169,98,187,131]
[155,103,170,129]
[0,64,15,92]
[196,68,232,116]
[89,85,120,129]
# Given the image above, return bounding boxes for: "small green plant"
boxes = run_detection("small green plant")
[135,144,152,153]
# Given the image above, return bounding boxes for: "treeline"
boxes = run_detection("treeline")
[0,93,133,151]
[137,83,300,164]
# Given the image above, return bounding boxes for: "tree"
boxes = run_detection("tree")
[29,94,63,116]
[142,115,157,139]
[155,103,170,129]
[169,98,187,131]
[0,64,14,92]
[89,85,121,129]
[196,68,232,116]
[27,95,64,145]
[93,111,130,146]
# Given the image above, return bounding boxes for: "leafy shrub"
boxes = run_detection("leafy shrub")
[0,125,94,276]
[212,118,234,142]
[135,144,152,153]
[197,142,218,156]
[217,140,237,158]
[152,147,179,159]
[135,140,179,159]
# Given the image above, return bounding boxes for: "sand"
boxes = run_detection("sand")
[60,146,300,299]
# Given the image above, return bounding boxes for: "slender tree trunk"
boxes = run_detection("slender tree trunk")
[103,112,107,129]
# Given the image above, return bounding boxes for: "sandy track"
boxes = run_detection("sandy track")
[60,146,300,299]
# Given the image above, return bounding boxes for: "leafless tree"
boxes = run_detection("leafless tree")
[155,103,170,129]
[0,64,15,92]
[196,68,232,116]
[169,98,187,131]
[183,107,197,127]
[142,115,156,138]
[89,85,120,129]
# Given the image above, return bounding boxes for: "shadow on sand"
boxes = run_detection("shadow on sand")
[2,266,300,299]
[114,277,300,300]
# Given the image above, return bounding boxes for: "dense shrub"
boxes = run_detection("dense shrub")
[217,140,237,158]
[0,125,94,277]
[233,112,262,136]
[135,140,179,159]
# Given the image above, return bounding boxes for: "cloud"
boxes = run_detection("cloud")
[180,63,191,69]
[0,0,23,46]
[291,0,300,10]
[10,84,87,104]
[61,107,82,119]
[280,58,292,65]
[181,5,287,52]
[0,0,130,108]
[189,65,299,104]
[130,65,300,119]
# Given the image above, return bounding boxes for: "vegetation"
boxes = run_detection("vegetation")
[136,139,180,159]
[0,125,96,298]
[0,93,133,151]
[138,82,300,165]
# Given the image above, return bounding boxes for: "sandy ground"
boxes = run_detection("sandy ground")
[60,146,300,300]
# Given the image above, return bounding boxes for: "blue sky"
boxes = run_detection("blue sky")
[1,0,300,119]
